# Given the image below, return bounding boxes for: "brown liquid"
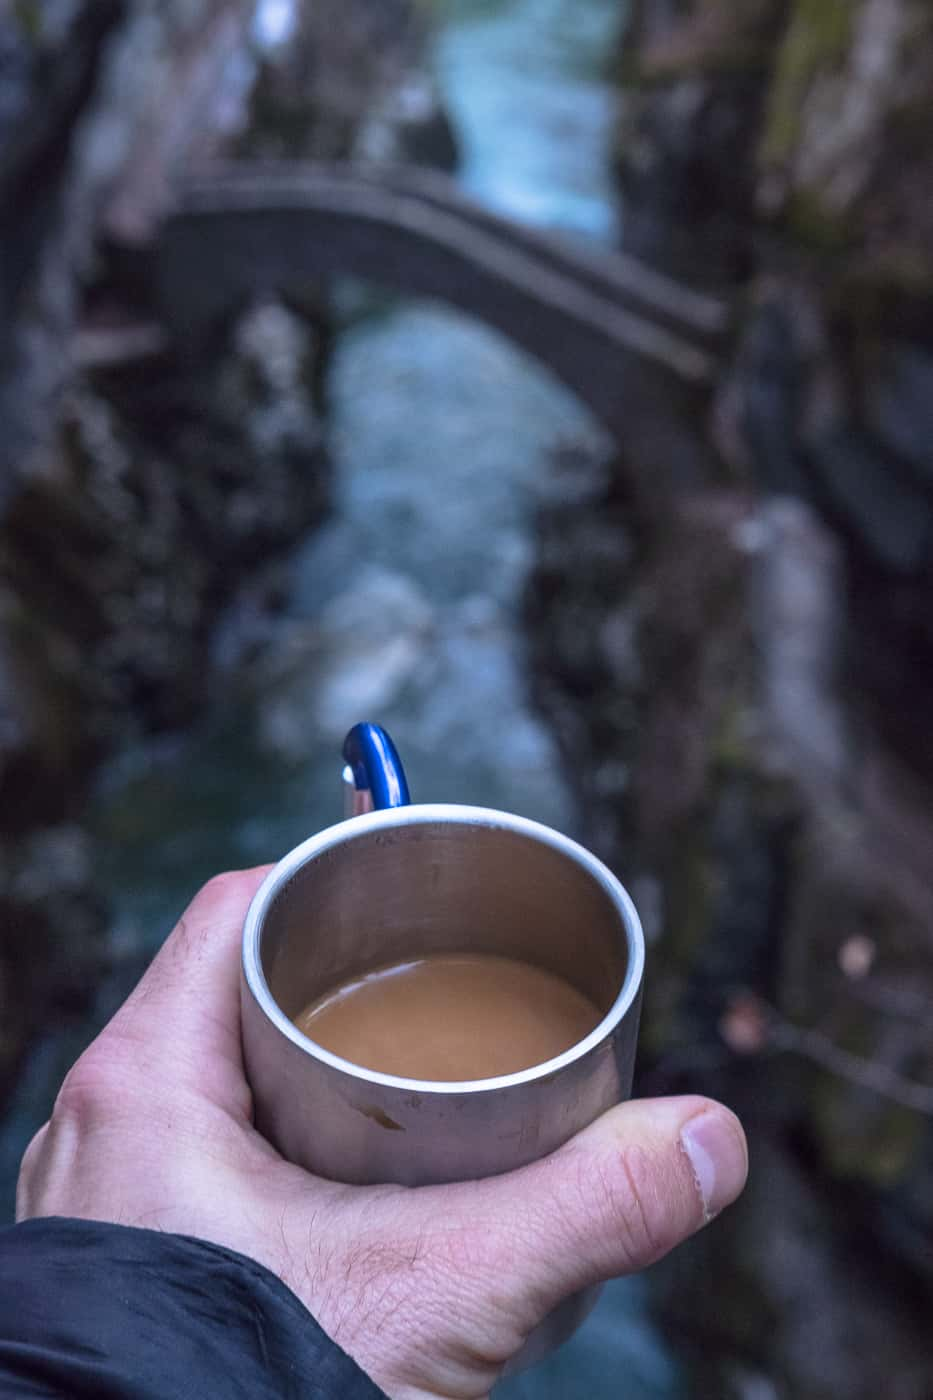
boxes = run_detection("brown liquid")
[293,953,602,1080]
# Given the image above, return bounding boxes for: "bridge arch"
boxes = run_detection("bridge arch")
[158,164,728,438]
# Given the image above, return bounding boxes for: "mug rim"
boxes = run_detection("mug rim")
[242,803,645,1096]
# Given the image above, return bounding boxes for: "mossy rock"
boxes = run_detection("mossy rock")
[759,0,853,170]
[782,189,852,253]
[12,1,42,41]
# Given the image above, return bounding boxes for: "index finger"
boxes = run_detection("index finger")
[108,867,272,1101]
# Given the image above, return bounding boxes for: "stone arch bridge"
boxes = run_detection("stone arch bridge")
[158,163,731,442]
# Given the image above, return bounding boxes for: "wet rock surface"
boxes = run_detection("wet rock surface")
[527,478,933,1397]
[522,6,933,1388]
[244,0,457,170]
[0,0,440,1107]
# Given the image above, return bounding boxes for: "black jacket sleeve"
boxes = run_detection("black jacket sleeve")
[0,1218,387,1399]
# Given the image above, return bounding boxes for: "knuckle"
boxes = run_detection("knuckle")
[19,1121,49,1172]
[195,869,262,913]
[52,1044,135,1131]
[181,872,239,933]
[173,869,262,952]
[595,1144,667,1267]
[15,1123,49,1207]
[200,870,243,901]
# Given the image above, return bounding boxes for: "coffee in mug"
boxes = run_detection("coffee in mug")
[293,953,602,1081]
[242,722,646,1371]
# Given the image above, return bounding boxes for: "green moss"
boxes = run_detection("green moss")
[668,829,717,972]
[835,253,933,335]
[848,249,933,298]
[712,694,751,769]
[760,0,853,168]
[639,828,717,1056]
[810,1070,925,1185]
[13,1,42,41]
[783,189,851,252]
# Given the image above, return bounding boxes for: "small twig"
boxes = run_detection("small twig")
[843,977,933,1028]
[764,1004,933,1116]
[74,323,170,370]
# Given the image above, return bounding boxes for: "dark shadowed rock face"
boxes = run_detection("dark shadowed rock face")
[527,480,933,1397]
[0,828,107,1107]
[1,305,329,766]
[619,0,933,581]
[242,0,457,170]
[614,0,786,283]
[0,294,330,1100]
[0,0,446,1109]
[0,0,124,508]
[0,3,331,1107]
[526,6,933,1389]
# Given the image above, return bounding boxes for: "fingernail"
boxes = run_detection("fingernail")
[680,1109,748,1222]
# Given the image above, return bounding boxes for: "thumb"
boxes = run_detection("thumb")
[462,1095,747,1312]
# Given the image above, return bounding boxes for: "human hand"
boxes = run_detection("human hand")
[17,869,747,1400]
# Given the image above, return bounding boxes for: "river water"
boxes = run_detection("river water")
[2,1,683,1392]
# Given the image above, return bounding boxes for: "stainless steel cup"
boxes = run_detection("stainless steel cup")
[241,724,645,1368]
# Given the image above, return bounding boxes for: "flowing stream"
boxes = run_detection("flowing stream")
[2,2,683,1392]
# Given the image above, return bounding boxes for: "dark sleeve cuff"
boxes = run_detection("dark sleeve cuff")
[0,1217,387,1399]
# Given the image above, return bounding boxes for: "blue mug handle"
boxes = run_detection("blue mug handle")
[342,722,411,815]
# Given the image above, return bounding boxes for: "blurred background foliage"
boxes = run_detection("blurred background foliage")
[1,2,932,1396]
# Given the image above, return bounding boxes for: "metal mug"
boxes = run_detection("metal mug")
[241,722,645,1369]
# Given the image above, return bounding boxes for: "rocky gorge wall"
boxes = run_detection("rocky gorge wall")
[527,2,933,1395]
[0,0,450,1109]
[3,3,932,1393]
